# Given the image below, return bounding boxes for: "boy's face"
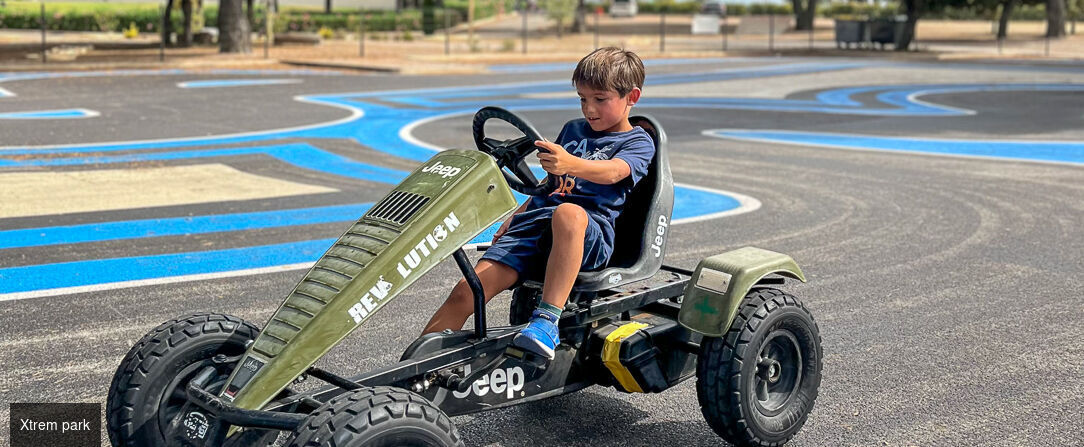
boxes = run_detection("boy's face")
[577,84,641,133]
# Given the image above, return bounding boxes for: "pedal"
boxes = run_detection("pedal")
[503,346,549,371]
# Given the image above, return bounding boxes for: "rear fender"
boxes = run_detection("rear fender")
[678,247,806,337]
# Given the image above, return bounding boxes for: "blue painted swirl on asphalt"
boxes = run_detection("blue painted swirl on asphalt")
[0,109,97,119]
[4,63,1080,296]
[707,130,1084,165]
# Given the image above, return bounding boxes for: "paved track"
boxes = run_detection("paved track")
[1,58,1082,446]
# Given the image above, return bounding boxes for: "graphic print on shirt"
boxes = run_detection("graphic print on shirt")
[549,138,615,197]
[584,144,615,160]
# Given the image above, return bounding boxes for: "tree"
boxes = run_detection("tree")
[544,0,578,37]
[219,0,251,53]
[571,0,587,33]
[791,0,818,31]
[162,0,174,45]
[897,0,924,50]
[181,0,193,46]
[997,0,1015,39]
[1047,0,1067,36]
[990,0,1043,39]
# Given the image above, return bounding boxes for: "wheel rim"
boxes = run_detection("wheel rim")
[156,359,232,438]
[753,329,803,416]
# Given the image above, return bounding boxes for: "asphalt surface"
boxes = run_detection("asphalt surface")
[1,57,1082,446]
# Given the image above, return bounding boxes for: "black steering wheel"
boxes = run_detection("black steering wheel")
[472,106,553,196]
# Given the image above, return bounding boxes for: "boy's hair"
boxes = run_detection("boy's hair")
[572,47,645,98]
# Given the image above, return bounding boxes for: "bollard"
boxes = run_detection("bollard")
[263,0,271,59]
[594,8,600,49]
[659,8,666,53]
[769,14,775,52]
[808,20,814,50]
[722,14,728,51]
[159,3,165,62]
[445,8,451,55]
[360,13,366,57]
[40,3,47,63]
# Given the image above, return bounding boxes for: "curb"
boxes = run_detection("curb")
[279,59,400,73]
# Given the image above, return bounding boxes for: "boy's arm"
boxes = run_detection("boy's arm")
[534,140,631,185]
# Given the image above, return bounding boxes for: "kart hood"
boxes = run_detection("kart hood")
[218,150,518,412]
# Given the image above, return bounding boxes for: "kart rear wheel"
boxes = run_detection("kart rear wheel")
[288,386,463,447]
[106,313,261,447]
[695,288,822,447]
[509,286,541,325]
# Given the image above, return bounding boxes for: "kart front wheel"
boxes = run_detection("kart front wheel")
[106,312,261,447]
[288,386,464,447]
[695,288,822,447]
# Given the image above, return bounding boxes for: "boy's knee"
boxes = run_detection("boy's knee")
[552,204,588,236]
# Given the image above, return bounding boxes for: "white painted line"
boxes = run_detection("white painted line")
[176,79,303,88]
[0,263,315,303]
[0,94,363,151]
[906,89,976,116]
[702,128,1084,167]
[0,86,15,98]
[672,183,761,224]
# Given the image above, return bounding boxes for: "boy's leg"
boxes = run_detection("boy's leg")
[514,203,591,359]
[541,203,590,309]
[422,260,519,335]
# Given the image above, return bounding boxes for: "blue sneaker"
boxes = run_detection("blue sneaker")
[513,310,559,360]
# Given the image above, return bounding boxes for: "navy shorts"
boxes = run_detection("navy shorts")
[481,206,611,281]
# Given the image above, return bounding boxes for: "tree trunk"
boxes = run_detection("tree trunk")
[1047,0,1067,37]
[572,0,586,33]
[219,0,251,53]
[998,0,1014,39]
[325,0,332,14]
[162,0,174,46]
[247,0,255,30]
[791,0,816,31]
[181,0,193,47]
[896,0,922,51]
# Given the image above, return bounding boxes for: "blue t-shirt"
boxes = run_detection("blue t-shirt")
[525,119,656,247]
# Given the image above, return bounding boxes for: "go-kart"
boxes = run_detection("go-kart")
[105,107,823,447]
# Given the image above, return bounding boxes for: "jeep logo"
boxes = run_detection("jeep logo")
[650,215,668,258]
[452,365,525,400]
[421,161,461,179]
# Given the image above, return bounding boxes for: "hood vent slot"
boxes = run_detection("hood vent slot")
[365,190,430,226]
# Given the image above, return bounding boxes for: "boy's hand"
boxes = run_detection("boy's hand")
[492,220,510,243]
[535,140,579,176]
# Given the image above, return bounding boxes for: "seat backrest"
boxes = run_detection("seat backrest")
[572,115,674,291]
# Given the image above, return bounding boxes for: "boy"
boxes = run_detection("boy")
[422,47,654,360]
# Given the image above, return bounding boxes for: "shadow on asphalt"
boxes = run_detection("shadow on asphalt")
[456,389,732,446]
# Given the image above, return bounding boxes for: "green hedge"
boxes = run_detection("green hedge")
[0,1,508,33]
[0,0,1069,34]
[819,2,1051,20]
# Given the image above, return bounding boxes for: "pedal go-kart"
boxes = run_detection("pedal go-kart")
[106,107,823,447]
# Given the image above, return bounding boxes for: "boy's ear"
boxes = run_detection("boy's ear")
[626,87,642,106]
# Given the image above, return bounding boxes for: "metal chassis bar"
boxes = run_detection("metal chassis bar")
[201,265,693,428]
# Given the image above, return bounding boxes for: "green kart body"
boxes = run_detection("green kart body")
[220,150,518,412]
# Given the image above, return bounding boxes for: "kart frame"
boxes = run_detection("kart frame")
[176,248,715,444]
